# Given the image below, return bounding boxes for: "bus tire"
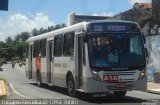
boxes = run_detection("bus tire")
[67,75,76,97]
[36,71,42,87]
[113,91,127,97]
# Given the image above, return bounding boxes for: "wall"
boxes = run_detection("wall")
[147,35,160,81]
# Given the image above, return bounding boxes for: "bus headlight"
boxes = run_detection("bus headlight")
[139,69,146,79]
[91,70,101,81]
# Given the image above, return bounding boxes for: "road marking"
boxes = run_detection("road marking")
[0,80,6,96]
[9,82,30,99]
[9,82,61,99]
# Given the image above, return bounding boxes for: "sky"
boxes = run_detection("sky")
[0,0,151,41]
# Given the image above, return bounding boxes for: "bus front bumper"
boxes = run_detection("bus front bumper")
[82,76,147,93]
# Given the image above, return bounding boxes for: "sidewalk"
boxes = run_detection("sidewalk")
[147,82,160,94]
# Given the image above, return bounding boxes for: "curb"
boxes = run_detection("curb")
[0,80,7,98]
[147,89,160,94]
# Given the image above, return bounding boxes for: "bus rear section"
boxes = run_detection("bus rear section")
[79,21,147,97]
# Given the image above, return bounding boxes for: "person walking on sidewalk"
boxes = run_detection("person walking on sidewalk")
[11,59,16,69]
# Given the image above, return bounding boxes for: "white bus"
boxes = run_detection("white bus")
[26,20,147,97]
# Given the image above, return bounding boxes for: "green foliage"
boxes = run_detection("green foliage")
[0,23,66,60]
[5,36,13,44]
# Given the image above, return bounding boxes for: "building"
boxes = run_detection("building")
[112,2,152,24]
[112,1,160,36]
[152,0,160,23]
[109,2,152,36]
[69,0,160,36]
[69,13,110,25]
[134,2,152,13]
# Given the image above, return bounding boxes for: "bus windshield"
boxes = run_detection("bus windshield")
[88,33,145,68]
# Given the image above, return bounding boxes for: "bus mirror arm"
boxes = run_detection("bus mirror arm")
[145,48,148,58]
[142,32,146,44]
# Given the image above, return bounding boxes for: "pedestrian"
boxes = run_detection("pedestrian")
[11,59,16,68]
[36,53,41,71]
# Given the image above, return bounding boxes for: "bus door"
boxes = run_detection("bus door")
[47,40,53,83]
[28,44,33,79]
[75,33,83,89]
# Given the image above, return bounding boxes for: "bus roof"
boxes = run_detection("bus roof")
[26,20,139,43]
[26,21,87,43]
[86,19,139,25]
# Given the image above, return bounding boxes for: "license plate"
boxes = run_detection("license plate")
[103,75,118,83]
[115,83,126,89]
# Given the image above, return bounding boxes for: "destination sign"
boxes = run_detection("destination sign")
[88,23,139,32]
[107,25,126,31]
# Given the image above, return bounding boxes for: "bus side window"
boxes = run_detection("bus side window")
[33,40,40,58]
[54,35,63,57]
[40,39,46,57]
[63,32,74,56]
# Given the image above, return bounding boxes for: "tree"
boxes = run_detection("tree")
[47,26,54,32]
[38,27,46,35]
[32,28,38,36]
[20,32,30,41]
[5,36,13,44]
[16,42,26,59]
[14,34,20,42]
[1,23,66,60]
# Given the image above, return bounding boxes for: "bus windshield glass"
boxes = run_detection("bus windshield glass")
[88,33,145,68]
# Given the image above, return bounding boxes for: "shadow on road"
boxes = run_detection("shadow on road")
[29,83,144,104]
[78,95,143,104]
[29,83,68,95]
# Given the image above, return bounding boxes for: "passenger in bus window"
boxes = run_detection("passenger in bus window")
[36,53,41,71]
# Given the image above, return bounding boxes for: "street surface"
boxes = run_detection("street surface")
[0,64,160,105]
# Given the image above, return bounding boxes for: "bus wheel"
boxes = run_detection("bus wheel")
[37,71,42,87]
[113,91,127,97]
[67,75,76,97]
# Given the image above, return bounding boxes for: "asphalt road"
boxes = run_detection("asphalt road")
[0,64,160,105]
